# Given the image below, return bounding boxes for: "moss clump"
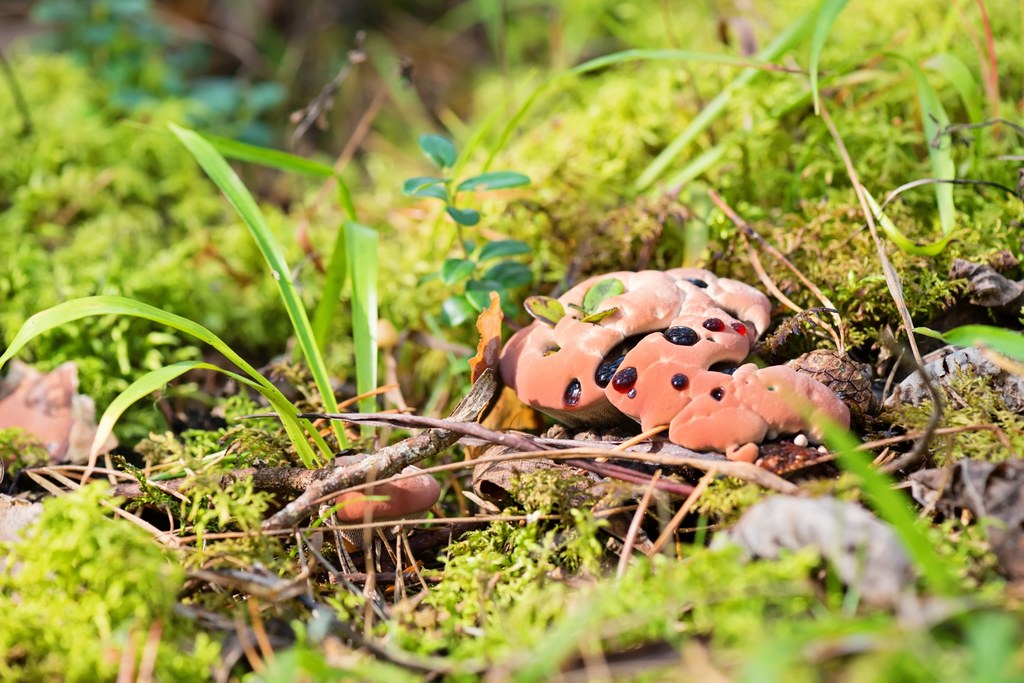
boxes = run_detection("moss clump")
[0,484,219,681]
[0,55,308,441]
[0,427,49,476]
[883,371,1024,467]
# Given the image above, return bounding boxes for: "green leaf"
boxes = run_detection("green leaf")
[402,176,445,193]
[809,0,850,114]
[170,123,346,452]
[0,296,324,468]
[464,285,502,312]
[483,261,532,289]
[863,188,954,256]
[403,176,448,200]
[457,171,531,192]
[446,206,481,226]
[582,278,625,313]
[345,221,379,418]
[419,134,457,169]
[524,296,566,327]
[581,307,619,324]
[478,239,531,261]
[441,257,477,285]
[916,325,1024,363]
[441,296,476,326]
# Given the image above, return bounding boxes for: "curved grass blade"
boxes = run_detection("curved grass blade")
[90,361,320,468]
[916,325,1024,363]
[200,131,337,178]
[634,10,815,191]
[809,0,850,114]
[924,54,982,125]
[170,123,348,450]
[0,296,326,467]
[863,187,954,256]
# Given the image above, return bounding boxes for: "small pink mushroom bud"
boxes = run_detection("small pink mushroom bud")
[333,464,441,523]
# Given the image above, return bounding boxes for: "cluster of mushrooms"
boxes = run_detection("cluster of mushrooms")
[500,268,850,462]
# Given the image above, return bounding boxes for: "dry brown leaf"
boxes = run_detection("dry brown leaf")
[0,361,116,464]
[911,460,1024,579]
[468,291,503,383]
[716,495,914,607]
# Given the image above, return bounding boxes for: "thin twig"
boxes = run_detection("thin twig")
[649,468,717,555]
[616,471,661,578]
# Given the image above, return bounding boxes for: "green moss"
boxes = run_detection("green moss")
[883,372,1024,466]
[0,427,49,475]
[0,55,308,442]
[0,484,219,681]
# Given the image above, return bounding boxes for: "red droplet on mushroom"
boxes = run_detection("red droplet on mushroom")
[563,378,582,406]
[703,318,725,332]
[664,326,700,346]
[671,373,689,389]
[611,366,638,393]
[711,387,725,400]
[731,322,747,335]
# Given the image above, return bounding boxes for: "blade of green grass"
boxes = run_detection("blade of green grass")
[344,221,379,420]
[199,131,358,223]
[90,360,318,468]
[810,0,850,114]
[311,224,349,351]
[818,418,958,595]
[634,10,815,191]
[907,62,957,235]
[483,42,800,173]
[924,54,982,124]
[916,325,1024,363]
[200,131,336,178]
[660,141,729,189]
[0,296,326,467]
[863,186,954,256]
[170,123,348,451]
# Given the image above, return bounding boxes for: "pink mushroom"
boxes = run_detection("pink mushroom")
[500,268,850,462]
[333,461,441,523]
[500,269,771,427]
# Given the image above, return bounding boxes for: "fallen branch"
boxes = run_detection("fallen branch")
[261,370,498,530]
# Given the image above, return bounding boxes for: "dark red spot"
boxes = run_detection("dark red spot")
[563,379,582,407]
[731,322,747,335]
[627,388,637,399]
[711,387,725,401]
[686,278,708,288]
[671,373,688,389]
[664,326,699,346]
[703,318,725,332]
[611,366,638,393]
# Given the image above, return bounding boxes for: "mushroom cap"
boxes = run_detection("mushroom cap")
[603,316,753,427]
[667,364,851,452]
[500,269,770,426]
[334,466,441,523]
